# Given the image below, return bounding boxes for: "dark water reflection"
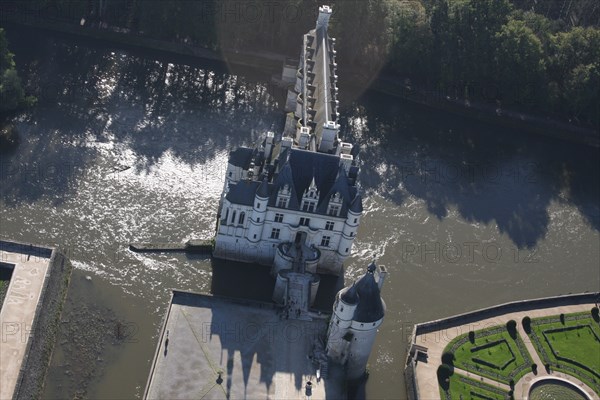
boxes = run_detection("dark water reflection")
[0,26,598,399]
[344,95,599,248]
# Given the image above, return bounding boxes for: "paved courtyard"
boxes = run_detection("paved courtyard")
[145,291,344,399]
[0,246,52,400]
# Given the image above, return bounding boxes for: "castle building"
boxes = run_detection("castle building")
[213,5,362,277]
[326,262,387,380]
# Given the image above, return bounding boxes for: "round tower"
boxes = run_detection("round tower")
[326,283,359,365]
[338,194,363,259]
[326,262,386,381]
[248,178,269,243]
[346,263,386,380]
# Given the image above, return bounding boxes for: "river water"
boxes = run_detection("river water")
[1,27,598,399]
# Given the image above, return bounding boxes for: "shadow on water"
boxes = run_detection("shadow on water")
[342,91,600,248]
[210,257,275,302]
[1,26,283,206]
[210,255,343,310]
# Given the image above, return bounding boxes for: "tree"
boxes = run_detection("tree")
[0,69,26,113]
[506,319,517,338]
[0,28,32,116]
[522,316,532,334]
[450,0,514,87]
[331,0,399,78]
[437,364,453,390]
[495,19,546,107]
[387,0,433,82]
[441,351,455,366]
[550,27,600,125]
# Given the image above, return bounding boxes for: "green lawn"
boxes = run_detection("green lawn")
[440,311,600,397]
[447,328,531,385]
[546,326,600,373]
[441,373,509,400]
[530,312,600,394]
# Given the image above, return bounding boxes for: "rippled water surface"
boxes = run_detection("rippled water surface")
[1,27,599,399]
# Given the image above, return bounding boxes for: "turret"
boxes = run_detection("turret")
[338,194,362,257]
[326,262,386,381]
[326,284,359,365]
[248,177,269,243]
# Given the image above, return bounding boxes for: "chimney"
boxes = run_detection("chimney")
[317,5,332,30]
[339,153,353,172]
[281,136,293,150]
[298,126,311,149]
[377,265,387,291]
[265,131,274,160]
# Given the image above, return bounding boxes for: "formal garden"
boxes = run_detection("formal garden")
[438,308,600,399]
[526,309,600,395]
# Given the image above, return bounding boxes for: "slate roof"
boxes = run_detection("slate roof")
[349,194,363,214]
[229,148,254,169]
[340,283,359,305]
[256,177,269,199]
[353,269,385,323]
[225,180,261,206]
[269,149,358,217]
[301,23,338,143]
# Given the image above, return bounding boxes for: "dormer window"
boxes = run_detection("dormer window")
[277,197,289,208]
[328,192,342,216]
[328,204,340,216]
[302,200,316,212]
[301,178,319,213]
[277,184,291,209]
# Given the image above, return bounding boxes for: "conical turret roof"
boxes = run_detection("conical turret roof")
[349,194,363,214]
[256,176,269,199]
[340,282,359,304]
[353,267,385,323]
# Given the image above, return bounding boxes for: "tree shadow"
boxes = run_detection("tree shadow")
[342,90,600,249]
[2,26,283,206]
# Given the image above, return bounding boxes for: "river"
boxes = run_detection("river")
[1,26,598,399]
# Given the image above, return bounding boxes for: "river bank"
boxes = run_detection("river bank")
[2,17,598,147]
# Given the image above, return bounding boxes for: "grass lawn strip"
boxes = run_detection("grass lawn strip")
[446,326,531,385]
[440,372,509,400]
[529,311,600,395]
[545,325,600,374]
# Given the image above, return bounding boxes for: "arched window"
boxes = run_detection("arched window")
[239,212,245,225]
[231,211,237,224]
